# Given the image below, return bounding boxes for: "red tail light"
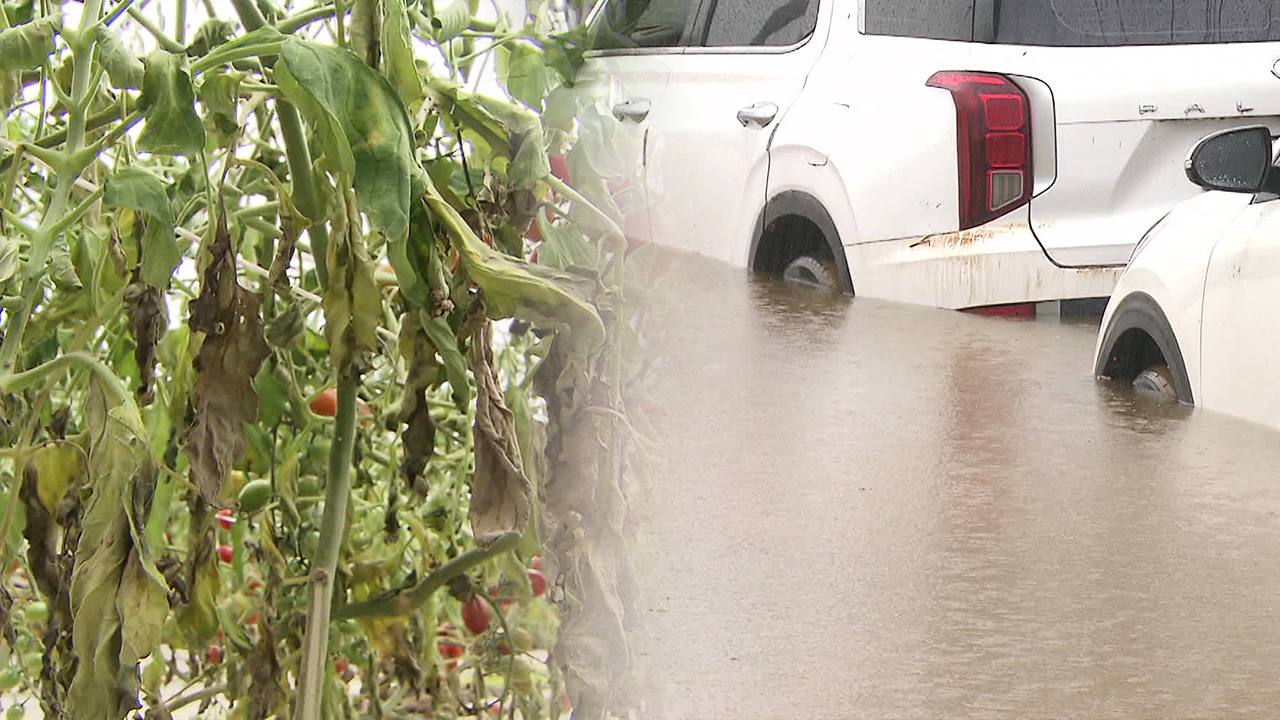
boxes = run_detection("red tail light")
[926,71,1033,230]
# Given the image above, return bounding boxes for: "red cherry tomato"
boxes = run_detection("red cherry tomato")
[215,509,235,530]
[334,657,349,674]
[437,640,463,659]
[461,595,491,634]
[245,612,259,626]
[216,544,234,564]
[525,217,544,243]
[206,645,223,664]
[528,569,547,598]
[549,155,571,184]
[309,388,338,417]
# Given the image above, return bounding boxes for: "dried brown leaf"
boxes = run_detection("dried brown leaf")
[183,203,271,508]
[395,315,438,494]
[267,214,298,293]
[468,320,531,547]
[245,620,288,719]
[124,277,165,406]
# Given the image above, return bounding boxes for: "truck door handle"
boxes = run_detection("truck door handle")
[737,102,779,127]
[612,98,652,123]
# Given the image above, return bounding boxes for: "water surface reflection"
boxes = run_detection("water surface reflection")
[636,257,1280,719]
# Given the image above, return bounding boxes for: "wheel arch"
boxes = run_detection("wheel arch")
[1095,291,1194,404]
[748,190,855,295]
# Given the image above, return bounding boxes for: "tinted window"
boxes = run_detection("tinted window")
[702,0,819,46]
[588,0,699,49]
[863,0,974,41]
[996,0,1280,46]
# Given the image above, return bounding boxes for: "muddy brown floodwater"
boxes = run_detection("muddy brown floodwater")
[628,255,1280,720]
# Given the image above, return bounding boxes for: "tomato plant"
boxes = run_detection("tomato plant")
[0,0,656,714]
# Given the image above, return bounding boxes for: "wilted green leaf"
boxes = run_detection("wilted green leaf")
[387,206,432,307]
[349,0,382,67]
[381,0,424,110]
[495,40,549,110]
[137,224,182,289]
[534,218,595,271]
[508,127,552,189]
[0,69,16,116]
[276,37,423,240]
[105,167,175,230]
[94,26,144,89]
[542,30,588,85]
[253,366,289,428]
[105,167,181,288]
[185,18,235,57]
[429,0,471,42]
[198,70,241,140]
[137,50,206,156]
[425,184,604,356]
[0,17,59,72]
[421,313,469,410]
[322,190,382,370]
[0,235,20,284]
[543,85,580,135]
[49,245,82,290]
[67,382,167,720]
[426,78,550,188]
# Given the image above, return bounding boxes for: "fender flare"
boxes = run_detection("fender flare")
[1094,291,1194,404]
[748,190,854,295]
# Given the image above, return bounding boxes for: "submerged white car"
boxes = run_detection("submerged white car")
[1094,124,1280,426]
[567,0,1280,315]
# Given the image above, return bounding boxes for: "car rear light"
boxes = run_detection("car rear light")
[927,71,1033,230]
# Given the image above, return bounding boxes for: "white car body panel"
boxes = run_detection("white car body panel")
[645,31,828,258]
[1199,196,1280,426]
[1095,190,1256,407]
[571,0,1280,310]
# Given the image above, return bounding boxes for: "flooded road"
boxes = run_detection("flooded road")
[632,257,1280,719]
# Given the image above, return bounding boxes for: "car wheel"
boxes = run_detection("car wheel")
[1132,364,1178,402]
[781,255,836,289]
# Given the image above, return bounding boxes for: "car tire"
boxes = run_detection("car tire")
[1094,292,1194,404]
[781,255,836,289]
[1132,364,1177,402]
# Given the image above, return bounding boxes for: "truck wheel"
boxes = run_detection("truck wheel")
[781,255,835,289]
[1132,364,1177,402]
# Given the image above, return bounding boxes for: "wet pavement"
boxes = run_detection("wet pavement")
[633,256,1280,719]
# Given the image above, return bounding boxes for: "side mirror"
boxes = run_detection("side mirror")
[1185,125,1274,193]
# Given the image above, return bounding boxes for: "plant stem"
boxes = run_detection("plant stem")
[277,3,335,33]
[225,0,330,290]
[165,684,230,712]
[46,184,104,237]
[126,6,186,52]
[293,373,359,720]
[0,0,106,373]
[174,0,186,44]
[34,95,133,149]
[0,351,132,405]
[333,532,519,620]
